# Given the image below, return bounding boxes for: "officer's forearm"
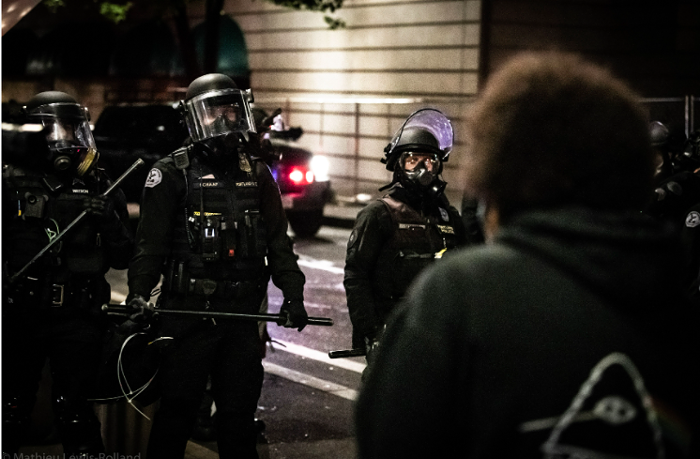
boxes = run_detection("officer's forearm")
[344,277,381,336]
[128,255,164,300]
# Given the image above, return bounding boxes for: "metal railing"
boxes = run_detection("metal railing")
[640,95,698,137]
[253,94,476,202]
[253,94,698,203]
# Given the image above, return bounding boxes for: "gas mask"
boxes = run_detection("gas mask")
[397,151,446,198]
[26,102,99,177]
[381,109,453,197]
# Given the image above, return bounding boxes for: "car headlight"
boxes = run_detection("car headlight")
[310,155,330,182]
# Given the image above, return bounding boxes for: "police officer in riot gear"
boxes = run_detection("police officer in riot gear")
[126,73,307,459]
[2,91,133,455]
[647,121,700,304]
[344,108,474,364]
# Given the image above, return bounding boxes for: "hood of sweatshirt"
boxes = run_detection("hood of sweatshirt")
[496,206,687,308]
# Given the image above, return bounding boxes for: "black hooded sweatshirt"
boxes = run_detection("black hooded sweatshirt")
[356,206,700,458]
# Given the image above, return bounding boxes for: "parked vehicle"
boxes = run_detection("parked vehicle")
[93,103,188,204]
[269,136,331,237]
[92,103,332,237]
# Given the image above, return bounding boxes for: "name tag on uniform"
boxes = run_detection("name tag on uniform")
[195,181,224,189]
[236,181,258,187]
[398,223,426,230]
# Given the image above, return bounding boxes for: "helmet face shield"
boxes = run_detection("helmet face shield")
[388,108,454,161]
[185,88,256,143]
[29,102,98,176]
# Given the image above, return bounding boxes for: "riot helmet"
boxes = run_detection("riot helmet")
[381,108,453,197]
[650,121,673,182]
[181,74,255,157]
[649,121,670,148]
[23,91,98,176]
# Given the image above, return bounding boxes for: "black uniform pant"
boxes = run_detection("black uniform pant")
[2,305,105,455]
[147,317,264,459]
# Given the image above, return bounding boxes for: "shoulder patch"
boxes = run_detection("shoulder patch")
[348,229,358,248]
[439,207,450,222]
[686,211,700,228]
[145,168,163,188]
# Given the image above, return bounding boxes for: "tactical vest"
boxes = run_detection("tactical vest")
[3,164,108,281]
[372,195,458,313]
[164,153,268,294]
[3,164,112,312]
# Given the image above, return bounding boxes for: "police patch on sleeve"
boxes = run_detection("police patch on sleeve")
[348,229,358,248]
[144,168,163,188]
[439,207,450,222]
[686,211,700,228]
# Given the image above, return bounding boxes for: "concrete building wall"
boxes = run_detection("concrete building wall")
[8,1,696,203]
[217,0,483,201]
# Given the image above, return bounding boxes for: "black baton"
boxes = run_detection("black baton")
[328,348,366,359]
[9,158,145,286]
[101,304,334,327]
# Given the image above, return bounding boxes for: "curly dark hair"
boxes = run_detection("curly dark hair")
[464,51,654,223]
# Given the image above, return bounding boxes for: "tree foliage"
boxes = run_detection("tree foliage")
[263,0,345,27]
[98,2,133,23]
[42,0,344,27]
[38,0,345,79]
[42,0,132,23]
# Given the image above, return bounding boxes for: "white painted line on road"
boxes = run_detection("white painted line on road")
[263,361,358,401]
[185,439,220,458]
[297,256,345,275]
[271,340,366,374]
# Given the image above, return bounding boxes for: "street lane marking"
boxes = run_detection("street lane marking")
[271,340,366,374]
[262,361,358,401]
[297,256,345,275]
[185,439,220,458]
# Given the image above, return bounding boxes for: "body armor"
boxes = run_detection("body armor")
[3,164,111,309]
[371,195,458,316]
[162,151,268,298]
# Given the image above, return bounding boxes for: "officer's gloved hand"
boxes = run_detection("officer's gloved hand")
[82,195,116,223]
[364,335,381,363]
[279,299,308,331]
[118,294,154,334]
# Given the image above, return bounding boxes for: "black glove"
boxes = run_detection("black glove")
[279,299,308,331]
[364,335,381,362]
[82,195,116,223]
[117,294,155,334]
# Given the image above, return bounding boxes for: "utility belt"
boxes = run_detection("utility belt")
[163,277,263,303]
[8,275,105,310]
[163,259,265,301]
